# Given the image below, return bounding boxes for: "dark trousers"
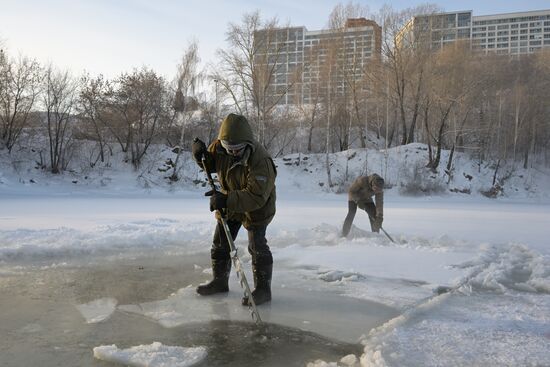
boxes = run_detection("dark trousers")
[342,201,377,236]
[211,220,273,266]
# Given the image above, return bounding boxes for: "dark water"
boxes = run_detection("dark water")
[0,253,389,367]
[93,319,362,367]
[2,294,360,367]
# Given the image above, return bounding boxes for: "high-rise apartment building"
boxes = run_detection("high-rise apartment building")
[396,11,473,50]
[472,10,550,55]
[254,18,381,105]
[398,9,550,55]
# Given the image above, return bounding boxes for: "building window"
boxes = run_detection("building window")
[443,32,456,41]
[458,29,470,39]
[458,12,471,27]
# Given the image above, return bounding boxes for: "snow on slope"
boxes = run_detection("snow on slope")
[2,141,550,199]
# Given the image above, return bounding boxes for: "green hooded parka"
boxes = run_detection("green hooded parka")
[203,114,277,228]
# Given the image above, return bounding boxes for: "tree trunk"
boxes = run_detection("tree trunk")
[446,143,455,184]
[424,102,433,166]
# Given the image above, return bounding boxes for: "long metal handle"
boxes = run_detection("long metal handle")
[196,144,262,324]
[218,217,262,324]
[367,213,395,243]
[379,226,395,243]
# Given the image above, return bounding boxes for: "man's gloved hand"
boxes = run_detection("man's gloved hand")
[372,216,383,233]
[205,190,227,212]
[192,138,207,163]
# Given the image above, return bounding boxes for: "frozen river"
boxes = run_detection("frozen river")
[1,192,549,366]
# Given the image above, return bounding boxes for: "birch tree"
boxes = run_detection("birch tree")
[170,40,202,181]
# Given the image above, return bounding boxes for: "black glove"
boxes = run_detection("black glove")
[192,138,207,163]
[205,190,227,212]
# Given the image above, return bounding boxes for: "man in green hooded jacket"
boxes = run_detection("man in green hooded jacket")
[191,113,277,306]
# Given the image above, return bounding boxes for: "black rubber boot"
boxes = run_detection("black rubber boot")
[196,259,231,295]
[242,263,272,306]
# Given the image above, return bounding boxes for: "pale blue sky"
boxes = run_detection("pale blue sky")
[1,0,549,80]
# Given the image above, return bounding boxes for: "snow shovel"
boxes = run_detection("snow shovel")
[195,142,262,325]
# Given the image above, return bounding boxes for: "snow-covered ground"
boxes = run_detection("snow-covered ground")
[1,144,550,366]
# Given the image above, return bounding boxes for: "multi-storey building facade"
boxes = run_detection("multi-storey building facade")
[398,9,550,55]
[472,10,550,55]
[254,18,381,105]
[397,11,473,50]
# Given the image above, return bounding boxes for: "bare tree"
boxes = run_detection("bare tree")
[377,4,440,146]
[299,44,325,153]
[425,42,481,171]
[103,68,170,169]
[322,42,337,187]
[42,66,79,174]
[0,53,42,153]
[214,11,297,147]
[170,40,202,181]
[328,2,372,151]
[79,74,111,165]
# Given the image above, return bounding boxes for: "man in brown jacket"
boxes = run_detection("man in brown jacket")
[191,113,277,306]
[342,174,384,237]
